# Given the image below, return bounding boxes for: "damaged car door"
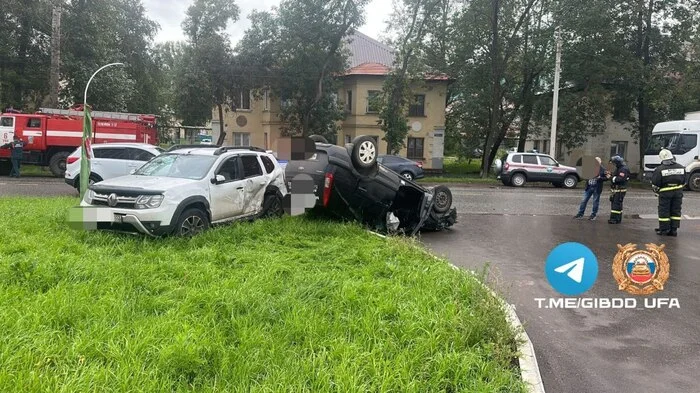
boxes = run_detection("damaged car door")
[209,156,246,221]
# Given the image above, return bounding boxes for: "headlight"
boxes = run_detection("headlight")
[135,195,164,209]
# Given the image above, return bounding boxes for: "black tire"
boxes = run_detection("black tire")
[174,208,209,237]
[350,135,378,170]
[501,178,511,186]
[400,171,414,181]
[0,161,10,176]
[48,151,70,177]
[432,185,453,214]
[261,193,284,218]
[511,173,526,187]
[562,174,578,189]
[688,172,700,192]
[308,135,328,144]
[73,173,103,189]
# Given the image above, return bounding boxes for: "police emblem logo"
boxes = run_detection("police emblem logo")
[612,243,670,295]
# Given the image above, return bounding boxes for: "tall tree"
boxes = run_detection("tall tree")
[379,0,445,155]
[238,0,369,141]
[175,0,239,144]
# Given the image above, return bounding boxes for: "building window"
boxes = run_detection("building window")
[408,95,425,117]
[610,141,627,158]
[233,132,250,147]
[263,90,270,111]
[346,90,352,113]
[407,137,424,159]
[366,90,381,113]
[233,89,251,110]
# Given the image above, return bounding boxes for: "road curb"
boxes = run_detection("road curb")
[369,231,545,392]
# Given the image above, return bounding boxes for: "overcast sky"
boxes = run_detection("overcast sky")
[142,0,393,45]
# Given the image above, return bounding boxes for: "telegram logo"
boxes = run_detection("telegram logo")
[545,242,599,296]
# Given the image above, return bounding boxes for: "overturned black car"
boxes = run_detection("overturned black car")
[284,135,457,235]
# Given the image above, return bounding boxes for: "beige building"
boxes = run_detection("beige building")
[211,32,450,170]
[523,119,641,174]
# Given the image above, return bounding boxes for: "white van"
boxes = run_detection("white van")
[642,120,700,191]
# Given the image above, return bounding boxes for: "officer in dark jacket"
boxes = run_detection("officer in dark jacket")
[651,149,685,236]
[1,135,25,177]
[607,155,630,224]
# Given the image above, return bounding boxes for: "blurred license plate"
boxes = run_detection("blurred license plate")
[114,214,124,223]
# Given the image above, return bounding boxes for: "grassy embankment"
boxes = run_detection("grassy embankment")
[0,197,525,392]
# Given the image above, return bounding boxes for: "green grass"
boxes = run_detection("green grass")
[0,197,525,392]
[443,157,482,176]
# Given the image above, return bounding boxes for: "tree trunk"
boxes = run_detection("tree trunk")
[216,103,226,146]
[482,0,501,178]
[518,101,534,152]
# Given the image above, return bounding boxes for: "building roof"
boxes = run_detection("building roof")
[344,31,451,81]
[346,31,396,69]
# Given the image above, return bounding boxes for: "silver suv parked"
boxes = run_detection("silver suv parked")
[494,152,580,188]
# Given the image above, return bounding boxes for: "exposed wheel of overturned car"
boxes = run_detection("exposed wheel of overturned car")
[432,185,453,214]
[350,135,378,170]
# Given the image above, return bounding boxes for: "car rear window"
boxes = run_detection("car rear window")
[522,155,538,165]
[241,155,263,178]
[260,155,275,173]
[511,155,522,164]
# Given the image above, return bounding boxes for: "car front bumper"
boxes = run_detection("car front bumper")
[68,204,176,236]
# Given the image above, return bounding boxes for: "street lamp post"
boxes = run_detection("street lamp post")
[84,62,124,109]
[79,62,124,198]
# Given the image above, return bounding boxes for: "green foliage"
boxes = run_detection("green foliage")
[0,198,526,392]
[237,0,369,140]
[61,0,160,112]
[378,74,411,154]
[0,0,52,110]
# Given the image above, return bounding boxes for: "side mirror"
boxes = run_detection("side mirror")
[211,174,225,184]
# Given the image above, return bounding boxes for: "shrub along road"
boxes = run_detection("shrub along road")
[0,198,525,392]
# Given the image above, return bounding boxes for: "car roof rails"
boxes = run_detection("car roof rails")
[213,146,267,155]
[166,144,220,152]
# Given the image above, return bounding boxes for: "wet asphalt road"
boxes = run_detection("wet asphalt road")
[3,177,700,392]
[421,216,700,393]
[0,177,78,197]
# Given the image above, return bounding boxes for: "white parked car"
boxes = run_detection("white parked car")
[71,146,287,237]
[65,143,164,189]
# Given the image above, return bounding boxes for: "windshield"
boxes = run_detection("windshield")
[645,133,680,155]
[134,154,217,179]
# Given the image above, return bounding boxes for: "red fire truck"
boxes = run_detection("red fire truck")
[0,107,158,176]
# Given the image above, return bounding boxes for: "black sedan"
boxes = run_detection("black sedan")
[284,135,456,235]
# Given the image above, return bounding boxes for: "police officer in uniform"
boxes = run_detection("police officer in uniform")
[1,135,25,178]
[651,149,685,236]
[607,155,630,224]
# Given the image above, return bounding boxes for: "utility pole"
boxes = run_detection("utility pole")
[48,4,62,108]
[549,27,562,159]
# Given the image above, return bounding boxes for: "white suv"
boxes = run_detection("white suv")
[70,146,287,236]
[65,143,164,189]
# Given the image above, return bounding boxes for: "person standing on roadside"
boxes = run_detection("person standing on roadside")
[1,135,25,178]
[607,155,630,224]
[574,157,607,220]
[652,149,685,236]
